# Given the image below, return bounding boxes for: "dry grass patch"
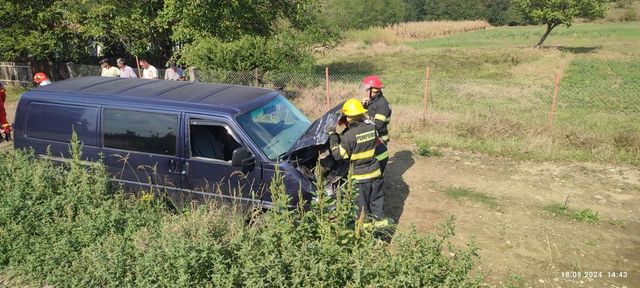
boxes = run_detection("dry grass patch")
[329,20,491,58]
[387,20,491,40]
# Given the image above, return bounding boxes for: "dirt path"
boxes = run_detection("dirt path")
[385,144,639,287]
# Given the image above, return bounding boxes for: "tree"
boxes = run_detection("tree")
[55,0,169,59]
[514,0,608,48]
[160,0,314,44]
[422,0,488,21]
[323,0,406,30]
[0,1,89,62]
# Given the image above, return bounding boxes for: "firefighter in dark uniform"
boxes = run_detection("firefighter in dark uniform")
[329,98,385,219]
[361,76,390,174]
[361,76,391,144]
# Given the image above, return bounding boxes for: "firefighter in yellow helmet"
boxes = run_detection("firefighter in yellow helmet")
[329,98,385,219]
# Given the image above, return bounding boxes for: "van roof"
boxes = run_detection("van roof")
[31,76,277,114]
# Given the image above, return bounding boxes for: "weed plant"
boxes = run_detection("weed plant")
[544,202,600,223]
[0,133,483,287]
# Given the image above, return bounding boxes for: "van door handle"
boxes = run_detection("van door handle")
[169,159,177,173]
[182,161,190,175]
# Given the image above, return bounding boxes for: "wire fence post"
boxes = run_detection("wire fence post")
[254,67,259,87]
[423,66,431,118]
[325,66,330,109]
[547,74,561,129]
[135,55,142,78]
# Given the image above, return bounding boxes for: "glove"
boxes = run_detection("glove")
[329,132,339,147]
[326,125,336,135]
[362,97,370,108]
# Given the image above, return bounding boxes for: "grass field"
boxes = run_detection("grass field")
[312,22,640,166]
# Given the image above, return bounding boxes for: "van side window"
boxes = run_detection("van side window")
[26,102,98,146]
[103,109,177,156]
[190,124,241,161]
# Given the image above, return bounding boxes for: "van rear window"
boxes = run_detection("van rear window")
[102,109,177,156]
[26,102,98,145]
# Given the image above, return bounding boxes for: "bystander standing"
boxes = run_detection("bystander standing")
[117,58,138,78]
[139,58,158,79]
[164,61,185,81]
[99,58,120,77]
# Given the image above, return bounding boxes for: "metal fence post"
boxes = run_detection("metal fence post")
[423,66,431,118]
[135,55,142,78]
[254,67,259,87]
[66,62,76,78]
[325,66,330,109]
[547,74,561,129]
[187,67,198,82]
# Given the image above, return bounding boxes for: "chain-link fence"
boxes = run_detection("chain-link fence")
[67,63,640,163]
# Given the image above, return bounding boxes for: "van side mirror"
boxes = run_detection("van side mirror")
[232,147,255,169]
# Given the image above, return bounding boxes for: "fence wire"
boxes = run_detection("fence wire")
[44,64,640,146]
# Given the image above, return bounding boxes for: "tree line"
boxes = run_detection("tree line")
[0,0,335,73]
[325,0,528,30]
[0,0,609,74]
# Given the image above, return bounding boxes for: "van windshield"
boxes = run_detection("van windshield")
[237,95,311,160]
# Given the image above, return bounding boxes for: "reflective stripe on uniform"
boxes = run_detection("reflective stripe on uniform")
[375,150,389,161]
[351,168,382,181]
[351,148,375,160]
[375,113,391,123]
[355,130,376,144]
[339,145,349,159]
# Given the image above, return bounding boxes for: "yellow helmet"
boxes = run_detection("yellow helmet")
[342,98,366,117]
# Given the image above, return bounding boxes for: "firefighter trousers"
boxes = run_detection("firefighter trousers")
[355,178,384,219]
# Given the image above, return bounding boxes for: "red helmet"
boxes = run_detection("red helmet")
[33,72,49,84]
[361,75,383,91]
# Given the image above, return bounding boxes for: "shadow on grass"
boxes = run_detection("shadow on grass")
[384,150,414,224]
[555,46,601,54]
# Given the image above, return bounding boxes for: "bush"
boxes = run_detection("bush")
[623,7,637,21]
[180,33,314,73]
[0,135,483,287]
[416,140,443,157]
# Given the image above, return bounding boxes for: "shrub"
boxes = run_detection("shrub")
[623,7,637,21]
[0,134,484,287]
[180,33,314,73]
[544,202,600,224]
[416,140,443,157]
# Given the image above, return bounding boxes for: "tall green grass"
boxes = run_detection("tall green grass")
[0,135,483,287]
[313,22,640,166]
[408,23,640,52]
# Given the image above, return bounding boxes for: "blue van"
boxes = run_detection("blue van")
[14,77,342,208]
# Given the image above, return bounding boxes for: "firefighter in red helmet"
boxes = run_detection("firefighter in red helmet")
[33,72,51,87]
[361,76,391,174]
[361,76,391,144]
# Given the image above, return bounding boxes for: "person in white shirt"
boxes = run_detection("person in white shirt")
[164,61,185,81]
[139,58,158,79]
[117,58,138,78]
[99,58,120,77]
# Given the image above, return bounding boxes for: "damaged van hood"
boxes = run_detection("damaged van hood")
[282,102,343,159]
